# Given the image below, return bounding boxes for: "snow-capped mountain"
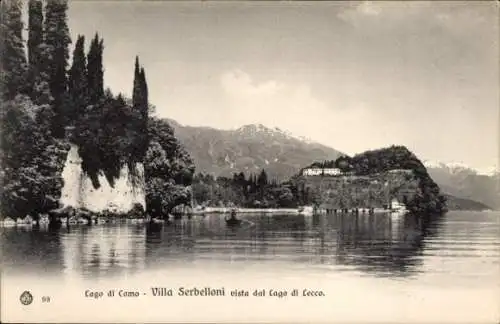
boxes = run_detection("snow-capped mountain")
[235,124,314,144]
[424,160,500,210]
[165,119,344,180]
[423,160,499,176]
[477,166,500,177]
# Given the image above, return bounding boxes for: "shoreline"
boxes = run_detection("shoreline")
[4,208,492,228]
[0,207,404,228]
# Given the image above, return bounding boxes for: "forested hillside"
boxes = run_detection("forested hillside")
[298,146,448,214]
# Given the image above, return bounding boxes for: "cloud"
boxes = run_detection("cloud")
[219,69,407,155]
[337,1,383,24]
[357,1,382,16]
[220,70,283,97]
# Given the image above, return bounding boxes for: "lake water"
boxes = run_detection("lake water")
[1,211,499,323]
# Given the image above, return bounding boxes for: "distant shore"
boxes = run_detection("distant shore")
[191,207,302,214]
[190,206,407,216]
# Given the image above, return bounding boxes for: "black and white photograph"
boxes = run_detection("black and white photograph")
[1,0,499,323]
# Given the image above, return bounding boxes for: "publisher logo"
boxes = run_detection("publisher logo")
[20,291,33,305]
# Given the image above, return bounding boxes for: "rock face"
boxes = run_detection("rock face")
[59,144,146,213]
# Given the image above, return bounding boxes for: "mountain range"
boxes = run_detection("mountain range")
[166,119,499,210]
[423,161,499,210]
[165,119,344,181]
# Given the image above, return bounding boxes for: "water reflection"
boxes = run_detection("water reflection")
[0,212,456,280]
[60,225,147,278]
[329,213,445,278]
[1,226,64,275]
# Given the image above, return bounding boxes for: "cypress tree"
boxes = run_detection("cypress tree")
[139,66,149,151]
[44,0,71,137]
[31,43,54,107]
[27,0,44,100]
[258,169,268,188]
[139,66,148,121]
[28,0,43,70]
[132,56,150,157]
[0,0,28,100]
[68,35,87,124]
[87,33,104,104]
[116,93,126,106]
[132,56,141,112]
[97,38,104,98]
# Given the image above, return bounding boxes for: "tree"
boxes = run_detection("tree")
[138,66,149,153]
[68,35,88,124]
[139,67,148,121]
[0,95,69,219]
[258,169,268,188]
[277,187,294,207]
[28,0,44,67]
[27,0,44,97]
[87,33,103,104]
[29,41,55,107]
[44,0,72,138]
[132,56,141,111]
[0,0,28,100]
[144,119,195,217]
[132,56,150,158]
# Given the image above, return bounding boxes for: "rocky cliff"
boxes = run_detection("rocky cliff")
[59,144,146,213]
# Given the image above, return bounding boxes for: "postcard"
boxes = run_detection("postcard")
[1,0,499,323]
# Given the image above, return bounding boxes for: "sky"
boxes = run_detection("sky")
[65,1,499,171]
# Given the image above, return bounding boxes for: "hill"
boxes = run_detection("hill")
[296,145,447,214]
[166,119,344,181]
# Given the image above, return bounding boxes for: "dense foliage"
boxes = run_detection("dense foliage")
[1,0,28,99]
[0,95,69,219]
[0,0,68,220]
[144,118,195,217]
[1,0,194,219]
[191,170,298,208]
[43,0,71,138]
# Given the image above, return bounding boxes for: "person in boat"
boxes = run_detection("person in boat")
[225,209,241,225]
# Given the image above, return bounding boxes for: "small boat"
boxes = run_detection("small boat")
[68,217,78,225]
[225,217,242,226]
[225,210,242,226]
